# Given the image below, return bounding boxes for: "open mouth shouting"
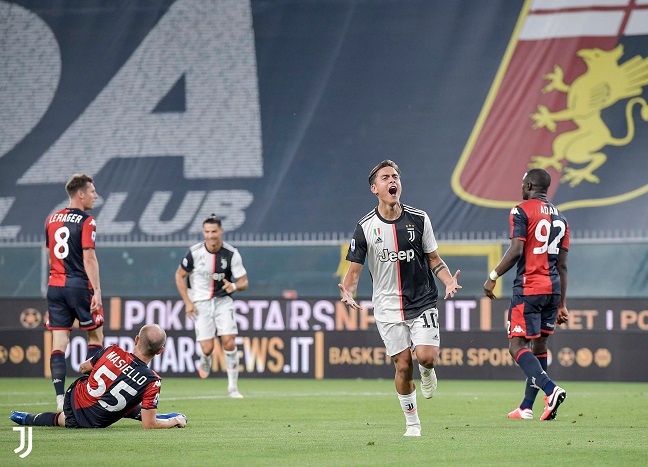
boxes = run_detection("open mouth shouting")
[388,186,398,196]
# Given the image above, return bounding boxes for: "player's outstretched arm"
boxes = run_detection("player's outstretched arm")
[339,262,363,310]
[426,251,462,299]
[141,409,187,429]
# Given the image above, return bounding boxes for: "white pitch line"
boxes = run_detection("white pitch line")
[1,389,642,408]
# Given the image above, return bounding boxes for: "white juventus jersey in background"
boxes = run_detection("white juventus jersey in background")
[180,241,247,302]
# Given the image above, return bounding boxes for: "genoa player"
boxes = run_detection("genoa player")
[484,168,569,421]
[45,174,105,411]
[339,160,461,437]
[10,324,187,429]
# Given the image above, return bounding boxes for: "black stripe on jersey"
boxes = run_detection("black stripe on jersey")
[210,252,217,299]
[403,204,426,217]
[358,209,376,226]
[221,241,238,254]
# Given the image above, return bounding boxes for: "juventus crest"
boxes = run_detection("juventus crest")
[406,224,416,242]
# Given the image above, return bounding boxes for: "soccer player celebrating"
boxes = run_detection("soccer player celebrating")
[339,160,461,437]
[175,215,249,398]
[45,174,104,411]
[484,168,569,421]
[11,324,187,429]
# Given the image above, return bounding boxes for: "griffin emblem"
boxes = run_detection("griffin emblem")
[529,44,648,187]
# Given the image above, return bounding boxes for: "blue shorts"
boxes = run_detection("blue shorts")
[46,286,103,331]
[507,294,559,339]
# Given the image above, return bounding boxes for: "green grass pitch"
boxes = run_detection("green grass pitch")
[1,378,647,466]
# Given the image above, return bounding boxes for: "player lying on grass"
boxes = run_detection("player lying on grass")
[10,324,186,429]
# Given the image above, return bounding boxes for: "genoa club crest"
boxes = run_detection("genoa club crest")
[452,0,648,211]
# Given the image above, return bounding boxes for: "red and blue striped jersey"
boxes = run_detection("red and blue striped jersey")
[45,207,96,289]
[510,198,569,296]
[71,344,161,428]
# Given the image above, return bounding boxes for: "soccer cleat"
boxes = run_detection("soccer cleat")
[156,412,184,419]
[403,424,421,437]
[228,389,244,399]
[540,386,566,421]
[10,411,28,425]
[419,364,437,399]
[508,407,533,419]
[198,355,211,379]
[157,412,187,422]
[56,394,64,412]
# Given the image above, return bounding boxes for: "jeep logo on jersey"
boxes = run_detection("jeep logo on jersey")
[378,249,415,263]
[201,271,225,281]
[451,2,648,213]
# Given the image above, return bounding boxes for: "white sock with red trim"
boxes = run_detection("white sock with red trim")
[398,389,420,428]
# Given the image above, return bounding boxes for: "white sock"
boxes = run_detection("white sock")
[397,389,420,427]
[225,348,239,390]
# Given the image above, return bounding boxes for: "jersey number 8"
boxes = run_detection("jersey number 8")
[53,226,70,259]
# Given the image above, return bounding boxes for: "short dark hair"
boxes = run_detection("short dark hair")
[203,214,222,227]
[525,168,551,191]
[368,160,400,185]
[65,174,94,198]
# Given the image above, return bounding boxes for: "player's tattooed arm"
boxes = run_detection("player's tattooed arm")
[431,262,447,277]
[427,251,462,299]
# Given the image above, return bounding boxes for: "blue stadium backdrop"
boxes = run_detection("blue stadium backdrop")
[1,0,648,241]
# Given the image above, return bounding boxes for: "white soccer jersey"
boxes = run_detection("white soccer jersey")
[180,241,247,302]
[346,204,439,323]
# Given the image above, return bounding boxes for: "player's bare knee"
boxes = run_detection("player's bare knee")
[86,327,103,344]
[200,341,214,356]
[508,343,523,359]
[393,360,412,378]
[416,348,439,368]
[221,335,236,351]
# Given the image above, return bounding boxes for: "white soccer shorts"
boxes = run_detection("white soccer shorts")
[193,296,238,342]
[376,308,440,356]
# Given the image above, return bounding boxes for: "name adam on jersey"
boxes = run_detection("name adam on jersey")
[378,248,415,263]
